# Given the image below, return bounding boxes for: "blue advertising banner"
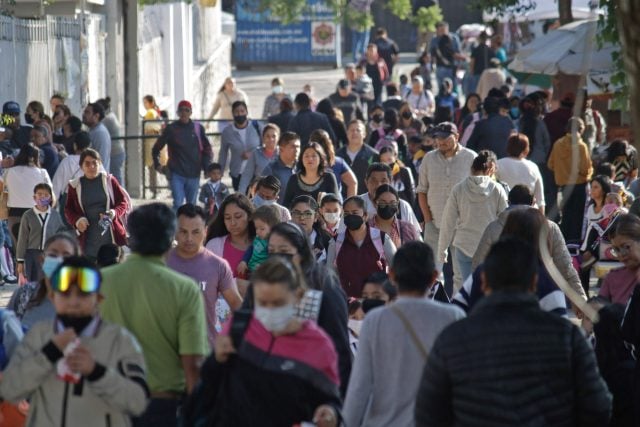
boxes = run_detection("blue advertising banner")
[235,0,339,65]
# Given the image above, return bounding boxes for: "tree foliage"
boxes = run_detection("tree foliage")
[598,0,628,107]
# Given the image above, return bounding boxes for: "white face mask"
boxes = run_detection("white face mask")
[348,319,363,336]
[272,85,284,94]
[323,212,341,224]
[255,304,295,333]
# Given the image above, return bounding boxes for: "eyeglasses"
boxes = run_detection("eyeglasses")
[51,266,101,293]
[610,242,635,258]
[291,210,315,219]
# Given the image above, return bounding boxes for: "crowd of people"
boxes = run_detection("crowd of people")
[0,22,638,427]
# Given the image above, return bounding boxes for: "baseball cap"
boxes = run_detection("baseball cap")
[432,122,459,138]
[412,76,424,85]
[2,101,20,114]
[338,79,350,89]
[177,100,192,110]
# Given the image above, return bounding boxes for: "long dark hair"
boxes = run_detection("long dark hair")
[500,207,547,258]
[590,175,612,206]
[461,93,480,118]
[205,193,256,242]
[14,143,40,167]
[519,96,542,152]
[297,141,327,176]
[268,222,315,273]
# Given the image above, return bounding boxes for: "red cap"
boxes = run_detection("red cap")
[177,100,192,110]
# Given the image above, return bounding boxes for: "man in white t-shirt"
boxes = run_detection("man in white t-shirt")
[404,76,435,119]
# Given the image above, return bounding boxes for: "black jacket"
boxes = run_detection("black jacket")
[287,109,336,145]
[466,113,515,159]
[415,291,612,427]
[268,110,295,134]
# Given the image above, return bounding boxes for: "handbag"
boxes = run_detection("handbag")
[391,304,429,360]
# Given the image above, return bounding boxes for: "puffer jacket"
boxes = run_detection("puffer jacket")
[0,319,148,427]
[471,205,587,301]
[415,292,612,427]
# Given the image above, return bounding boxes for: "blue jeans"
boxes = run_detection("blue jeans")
[169,172,200,211]
[454,247,473,285]
[110,151,126,186]
[351,29,370,62]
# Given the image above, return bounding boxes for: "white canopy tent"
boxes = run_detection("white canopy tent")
[484,0,600,22]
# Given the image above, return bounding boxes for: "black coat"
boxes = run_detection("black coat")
[287,109,336,145]
[415,291,612,427]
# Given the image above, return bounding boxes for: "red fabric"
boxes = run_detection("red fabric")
[222,315,339,386]
[64,174,128,248]
[336,227,385,297]
[177,100,192,110]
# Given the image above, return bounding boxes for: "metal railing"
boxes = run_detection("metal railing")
[112,119,265,199]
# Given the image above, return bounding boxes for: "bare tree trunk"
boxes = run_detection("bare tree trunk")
[558,0,574,25]
[615,0,640,148]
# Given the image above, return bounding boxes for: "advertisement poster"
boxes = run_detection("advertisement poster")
[235,0,339,65]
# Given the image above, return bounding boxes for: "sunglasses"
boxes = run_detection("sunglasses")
[51,266,101,293]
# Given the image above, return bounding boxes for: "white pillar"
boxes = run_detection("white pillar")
[124,0,142,198]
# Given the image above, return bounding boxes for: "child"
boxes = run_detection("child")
[16,183,66,282]
[198,163,230,222]
[319,193,342,237]
[347,297,364,357]
[0,256,149,426]
[353,65,374,103]
[237,205,280,275]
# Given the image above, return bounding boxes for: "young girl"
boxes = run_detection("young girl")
[237,205,280,275]
[16,183,66,282]
[0,256,149,426]
[290,195,333,263]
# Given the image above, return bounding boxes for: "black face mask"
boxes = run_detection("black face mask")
[344,214,364,231]
[371,114,383,123]
[421,144,434,153]
[401,111,412,119]
[377,205,398,220]
[362,298,386,313]
[24,113,34,125]
[57,314,94,334]
[233,115,247,125]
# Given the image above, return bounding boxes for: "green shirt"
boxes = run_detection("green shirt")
[99,254,208,393]
[248,236,268,271]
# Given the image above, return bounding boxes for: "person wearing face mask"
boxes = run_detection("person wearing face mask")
[368,184,420,249]
[320,193,342,237]
[378,146,415,207]
[251,175,291,221]
[219,101,261,191]
[16,183,66,282]
[262,77,291,119]
[153,99,213,210]
[368,105,385,133]
[8,233,80,331]
[367,109,408,163]
[184,257,342,427]
[398,101,426,140]
[1,256,150,426]
[326,196,396,298]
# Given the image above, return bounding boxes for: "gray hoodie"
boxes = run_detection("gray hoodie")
[472,205,586,300]
[438,175,508,260]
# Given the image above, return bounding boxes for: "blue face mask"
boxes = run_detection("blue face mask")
[253,194,276,208]
[42,256,63,279]
[510,107,520,119]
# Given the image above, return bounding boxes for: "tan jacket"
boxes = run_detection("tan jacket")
[0,319,148,427]
[547,134,593,186]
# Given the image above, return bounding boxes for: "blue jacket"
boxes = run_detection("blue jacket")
[466,113,515,159]
[287,109,336,145]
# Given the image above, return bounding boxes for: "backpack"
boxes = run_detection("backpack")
[374,128,402,153]
[106,175,133,231]
[334,227,386,267]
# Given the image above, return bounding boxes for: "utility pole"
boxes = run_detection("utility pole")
[124,0,142,198]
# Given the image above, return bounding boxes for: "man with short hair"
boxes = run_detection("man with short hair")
[167,203,243,348]
[415,237,612,426]
[252,175,291,221]
[82,102,112,172]
[373,27,400,77]
[466,96,516,159]
[359,43,389,105]
[49,93,65,116]
[360,162,421,234]
[288,92,336,144]
[344,241,465,426]
[328,79,363,123]
[59,115,83,154]
[152,100,213,210]
[261,132,301,204]
[218,100,261,191]
[100,203,209,426]
[336,120,379,198]
[417,122,476,292]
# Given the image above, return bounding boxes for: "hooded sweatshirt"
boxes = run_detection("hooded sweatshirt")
[437,175,508,260]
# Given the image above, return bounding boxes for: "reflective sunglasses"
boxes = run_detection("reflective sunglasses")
[51,266,101,293]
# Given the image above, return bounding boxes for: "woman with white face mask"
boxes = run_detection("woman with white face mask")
[7,233,80,331]
[191,256,342,427]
